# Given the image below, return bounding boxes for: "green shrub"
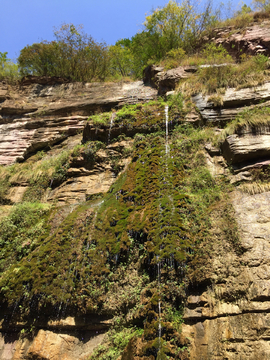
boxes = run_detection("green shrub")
[253,53,270,70]
[201,43,233,65]
[18,24,110,82]
[0,202,50,271]
[0,52,20,83]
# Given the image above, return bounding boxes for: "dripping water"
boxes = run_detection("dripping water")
[165,105,170,156]
[157,257,162,355]
[82,199,104,263]
[108,112,116,144]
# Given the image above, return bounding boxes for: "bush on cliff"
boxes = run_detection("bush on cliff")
[0,52,19,83]
[18,24,110,82]
[118,0,220,77]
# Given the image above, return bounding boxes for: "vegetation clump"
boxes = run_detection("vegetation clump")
[0,119,232,358]
[0,150,70,204]
[220,106,270,140]
[179,52,270,96]
[0,52,19,83]
[18,24,109,82]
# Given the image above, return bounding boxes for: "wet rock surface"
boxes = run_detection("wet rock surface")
[182,190,270,359]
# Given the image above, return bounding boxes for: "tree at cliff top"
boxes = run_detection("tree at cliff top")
[108,39,134,78]
[252,0,270,10]
[0,51,19,83]
[117,0,220,77]
[18,24,110,82]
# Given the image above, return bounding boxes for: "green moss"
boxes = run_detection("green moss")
[0,117,235,359]
[90,327,144,360]
[0,202,51,277]
[86,101,172,140]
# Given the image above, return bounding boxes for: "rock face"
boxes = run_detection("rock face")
[192,82,270,123]
[47,140,133,205]
[143,64,196,94]
[2,22,270,357]
[213,19,270,58]
[182,190,270,359]
[0,115,86,165]
[222,125,270,165]
[0,80,157,165]
[0,327,105,360]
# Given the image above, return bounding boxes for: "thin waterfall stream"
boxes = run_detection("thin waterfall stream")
[108,112,116,144]
[157,104,171,357]
[165,105,170,156]
[157,259,162,354]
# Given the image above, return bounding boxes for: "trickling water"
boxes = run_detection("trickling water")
[108,112,116,144]
[164,105,175,217]
[165,105,170,156]
[83,202,102,258]
[156,258,162,354]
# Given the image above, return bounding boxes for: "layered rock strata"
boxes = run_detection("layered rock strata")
[0,314,109,360]
[0,80,157,166]
[192,82,270,123]
[182,190,270,360]
[212,19,270,58]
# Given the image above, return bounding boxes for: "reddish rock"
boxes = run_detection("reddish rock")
[143,64,197,94]
[212,20,270,59]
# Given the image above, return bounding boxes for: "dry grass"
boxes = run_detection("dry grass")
[0,150,70,203]
[219,107,270,142]
[179,54,270,97]
[213,12,254,30]
[206,8,270,35]
[160,43,234,70]
[239,182,270,194]
[4,151,69,185]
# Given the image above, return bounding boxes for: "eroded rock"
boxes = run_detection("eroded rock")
[193,83,270,123]
[183,190,270,359]
[143,64,197,94]
[222,125,270,164]
[213,19,270,59]
[0,80,157,165]
[0,329,105,360]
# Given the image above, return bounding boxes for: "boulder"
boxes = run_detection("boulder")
[193,82,270,123]
[143,64,197,94]
[213,19,270,59]
[222,125,270,164]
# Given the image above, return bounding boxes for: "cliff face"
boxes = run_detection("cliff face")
[183,190,270,359]
[1,20,270,360]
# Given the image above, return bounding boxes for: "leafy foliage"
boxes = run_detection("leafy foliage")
[108,39,134,78]
[143,0,216,55]
[0,202,50,273]
[111,0,220,77]
[0,52,19,83]
[18,24,110,81]
[252,0,270,10]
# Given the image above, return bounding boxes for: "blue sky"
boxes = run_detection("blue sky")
[1,0,253,61]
